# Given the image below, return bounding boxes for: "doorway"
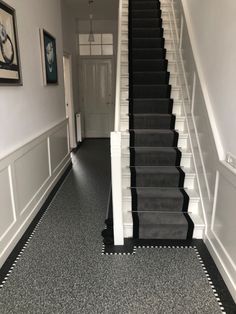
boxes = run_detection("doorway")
[80,58,114,138]
[63,54,77,150]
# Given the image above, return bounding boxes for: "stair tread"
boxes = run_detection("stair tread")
[131,113,173,116]
[134,187,185,197]
[131,10,162,12]
[133,84,170,87]
[131,166,181,175]
[133,71,170,73]
[137,212,189,225]
[130,128,175,131]
[124,188,199,199]
[132,18,162,20]
[133,97,173,100]
[132,48,166,51]
[130,147,180,151]
[132,27,163,30]
[132,37,163,40]
[129,165,195,174]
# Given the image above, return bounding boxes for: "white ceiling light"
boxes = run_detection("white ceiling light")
[88,0,95,42]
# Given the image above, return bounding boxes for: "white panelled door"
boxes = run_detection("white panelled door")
[81,59,114,138]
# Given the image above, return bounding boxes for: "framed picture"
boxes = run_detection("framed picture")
[0,0,22,85]
[40,29,58,85]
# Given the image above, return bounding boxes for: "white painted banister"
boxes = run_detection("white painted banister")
[111,132,124,245]
[114,0,123,132]
[110,0,125,245]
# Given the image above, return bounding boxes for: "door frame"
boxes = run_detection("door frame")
[63,53,77,149]
[79,56,115,138]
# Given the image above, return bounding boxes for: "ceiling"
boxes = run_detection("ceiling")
[63,0,119,20]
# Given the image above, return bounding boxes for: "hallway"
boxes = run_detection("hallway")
[0,140,228,313]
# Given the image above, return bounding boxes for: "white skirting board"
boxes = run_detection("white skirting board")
[76,113,82,143]
[0,119,71,269]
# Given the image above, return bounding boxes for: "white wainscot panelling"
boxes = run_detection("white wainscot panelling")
[50,124,69,173]
[15,140,50,216]
[212,172,236,268]
[0,167,15,240]
[0,119,71,269]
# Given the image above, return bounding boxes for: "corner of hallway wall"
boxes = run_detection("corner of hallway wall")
[181,0,236,160]
[0,0,71,269]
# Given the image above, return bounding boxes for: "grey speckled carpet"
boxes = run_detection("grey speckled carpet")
[0,140,222,313]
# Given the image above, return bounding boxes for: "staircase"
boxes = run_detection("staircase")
[127,0,193,239]
[110,0,205,245]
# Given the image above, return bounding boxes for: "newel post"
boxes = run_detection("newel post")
[110,131,124,245]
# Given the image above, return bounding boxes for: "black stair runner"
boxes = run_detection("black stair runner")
[129,0,194,239]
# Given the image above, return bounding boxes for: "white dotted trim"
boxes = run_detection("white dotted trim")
[0,168,72,290]
[0,210,48,289]
[193,247,225,313]
[102,244,226,313]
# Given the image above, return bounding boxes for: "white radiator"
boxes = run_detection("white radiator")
[76,113,82,142]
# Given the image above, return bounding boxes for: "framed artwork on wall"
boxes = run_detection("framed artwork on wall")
[0,0,22,85]
[40,28,58,85]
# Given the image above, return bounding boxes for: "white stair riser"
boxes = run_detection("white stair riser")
[121,64,129,75]
[166,51,176,62]
[121,43,128,51]
[168,62,177,72]
[178,136,188,148]
[172,103,182,115]
[165,40,174,50]
[171,87,181,100]
[121,153,192,168]
[175,118,185,131]
[121,55,129,63]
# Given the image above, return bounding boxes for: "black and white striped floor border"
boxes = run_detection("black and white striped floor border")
[0,211,47,289]
[101,242,236,313]
[0,164,72,290]
[193,246,226,313]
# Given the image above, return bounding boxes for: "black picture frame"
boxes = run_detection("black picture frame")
[40,29,58,85]
[0,0,22,85]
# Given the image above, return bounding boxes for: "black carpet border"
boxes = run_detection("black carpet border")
[0,162,72,288]
[173,129,179,147]
[175,147,182,166]
[177,166,185,187]
[131,188,139,239]
[102,239,236,313]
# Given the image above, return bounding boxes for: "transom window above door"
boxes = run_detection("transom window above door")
[78,34,113,56]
